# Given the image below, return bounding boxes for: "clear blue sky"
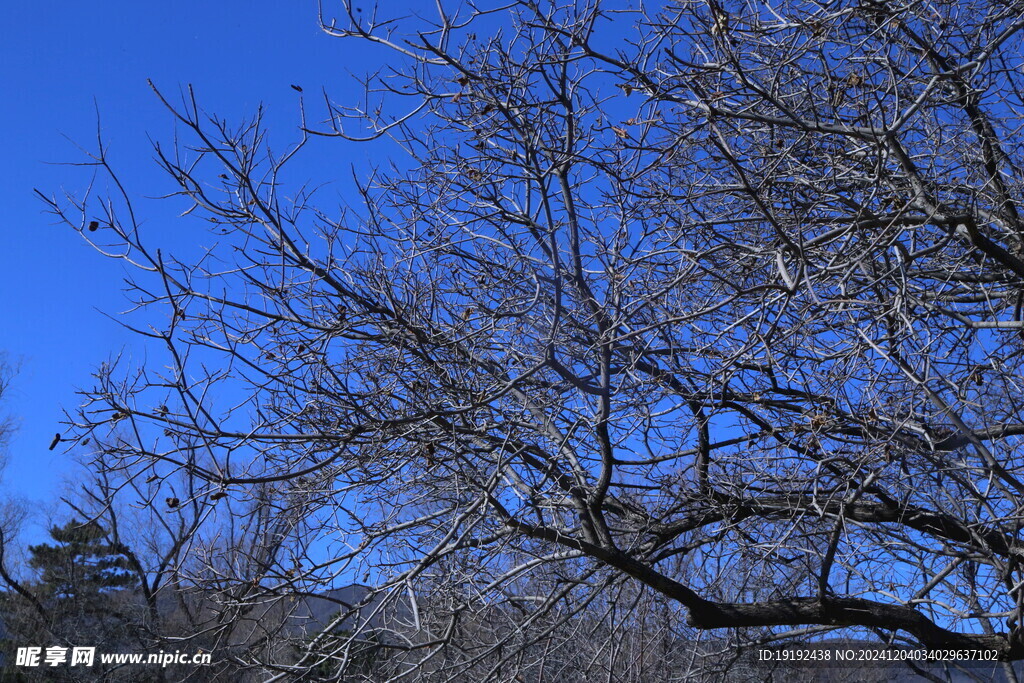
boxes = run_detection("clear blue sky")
[0,1,386,535]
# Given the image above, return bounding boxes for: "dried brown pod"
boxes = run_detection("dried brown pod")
[290,84,303,92]
[48,433,61,451]
[87,221,99,232]
[166,497,180,509]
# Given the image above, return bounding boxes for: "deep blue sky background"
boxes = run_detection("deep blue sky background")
[0,1,387,540]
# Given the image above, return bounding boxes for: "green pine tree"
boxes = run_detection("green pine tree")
[27,520,134,603]
[2,521,144,681]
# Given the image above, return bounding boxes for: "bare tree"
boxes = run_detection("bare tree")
[34,0,1024,678]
